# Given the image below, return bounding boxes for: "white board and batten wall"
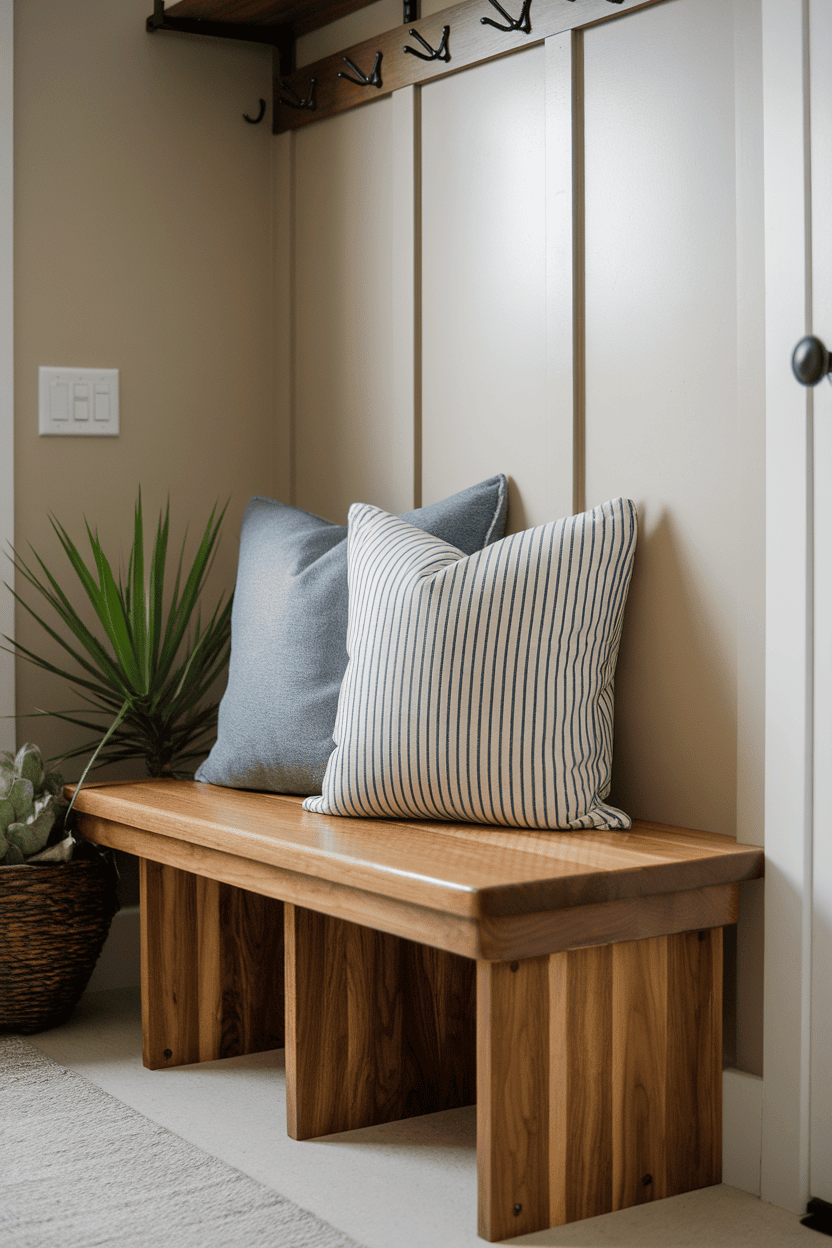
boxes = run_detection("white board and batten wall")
[275,0,767,1184]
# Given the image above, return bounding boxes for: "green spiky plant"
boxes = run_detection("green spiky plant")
[4,493,232,819]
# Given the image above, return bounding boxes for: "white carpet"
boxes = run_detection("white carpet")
[0,1035,365,1248]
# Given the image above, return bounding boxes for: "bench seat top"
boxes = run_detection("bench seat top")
[72,779,764,923]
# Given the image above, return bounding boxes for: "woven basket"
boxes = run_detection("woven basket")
[0,848,120,1034]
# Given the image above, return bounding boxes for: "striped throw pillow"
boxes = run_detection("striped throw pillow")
[303,497,638,830]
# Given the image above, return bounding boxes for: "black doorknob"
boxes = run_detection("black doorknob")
[792,336,831,386]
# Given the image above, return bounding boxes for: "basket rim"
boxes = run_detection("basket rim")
[0,856,111,874]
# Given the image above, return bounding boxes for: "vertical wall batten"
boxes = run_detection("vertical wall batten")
[391,86,421,510]
[289,133,298,507]
[272,132,295,505]
[571,34,586,517]
[414,92,422,511]
[545,30,584,519]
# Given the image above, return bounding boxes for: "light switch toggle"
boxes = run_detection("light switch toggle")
[39,368,119,436]
[50,380,69,422]
[94,385,110,422]
[73,384,90,421]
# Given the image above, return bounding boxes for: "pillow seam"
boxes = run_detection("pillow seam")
[483,475,507,547]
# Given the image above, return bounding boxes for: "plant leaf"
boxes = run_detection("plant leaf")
[157,503,227,686]
[148,503,169,673]
[63,698,131,827]
[10,493,231,781]
[2,633,130,706]
[85,522,144,691]
[14,743,44,791]
[130,491,149,690]
[10,548,132,692]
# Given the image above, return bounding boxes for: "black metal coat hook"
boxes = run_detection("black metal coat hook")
[279,78,318,111]
[243,99,267,124]
[338,51,383,88]
[481,0,532,34]
[404,25,450,62]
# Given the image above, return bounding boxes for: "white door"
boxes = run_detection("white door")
[761,0,832,1214]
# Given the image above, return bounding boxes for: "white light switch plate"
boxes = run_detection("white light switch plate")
[39,367,119,436]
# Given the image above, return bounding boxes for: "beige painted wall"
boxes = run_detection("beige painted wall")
[13,0,279,773]
[2,0,14,754]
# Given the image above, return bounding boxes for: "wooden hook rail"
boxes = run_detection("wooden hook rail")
[154,0,664,134]
[271,0,662,134]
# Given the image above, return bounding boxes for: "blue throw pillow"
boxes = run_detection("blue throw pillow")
[196,476,508,795]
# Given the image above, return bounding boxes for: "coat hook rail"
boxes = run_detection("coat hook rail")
[272,0,663,135]
[480,0,532,33]
[243,98,267,124]
[404,25,451,62]
[338,51,383,88]
[279,78,318,111]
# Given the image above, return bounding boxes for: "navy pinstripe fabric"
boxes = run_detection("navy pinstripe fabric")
[303,498,638,830]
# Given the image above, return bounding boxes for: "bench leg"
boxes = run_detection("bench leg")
[476,929,722,1242]
[140,859,285,1069]
[284,902,475,1139]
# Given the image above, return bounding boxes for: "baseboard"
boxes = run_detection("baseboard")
[85,904,141,993]
[722,1066,763,1195]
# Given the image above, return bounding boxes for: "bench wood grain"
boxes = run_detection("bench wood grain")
[140,860,285,1068]
[71,779,763,1242]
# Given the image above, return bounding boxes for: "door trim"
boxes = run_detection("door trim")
[761,0,813,1216]
[809,0,832,1208]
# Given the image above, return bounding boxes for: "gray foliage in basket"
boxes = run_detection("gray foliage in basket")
[0,744,73,865]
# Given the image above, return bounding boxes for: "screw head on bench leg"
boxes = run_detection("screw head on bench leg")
[514,1204,522,1216]
[163,1048,172,1059]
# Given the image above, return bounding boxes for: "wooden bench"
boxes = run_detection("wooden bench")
[72,779,764,1243]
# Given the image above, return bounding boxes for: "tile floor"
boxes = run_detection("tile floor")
[26,988,822,1248]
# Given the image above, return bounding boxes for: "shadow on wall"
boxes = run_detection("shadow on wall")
[607,506,742,1069]
[504,477,528,535]
[608,505,737,840]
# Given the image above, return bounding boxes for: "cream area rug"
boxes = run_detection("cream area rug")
[0,1036,365,1248]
